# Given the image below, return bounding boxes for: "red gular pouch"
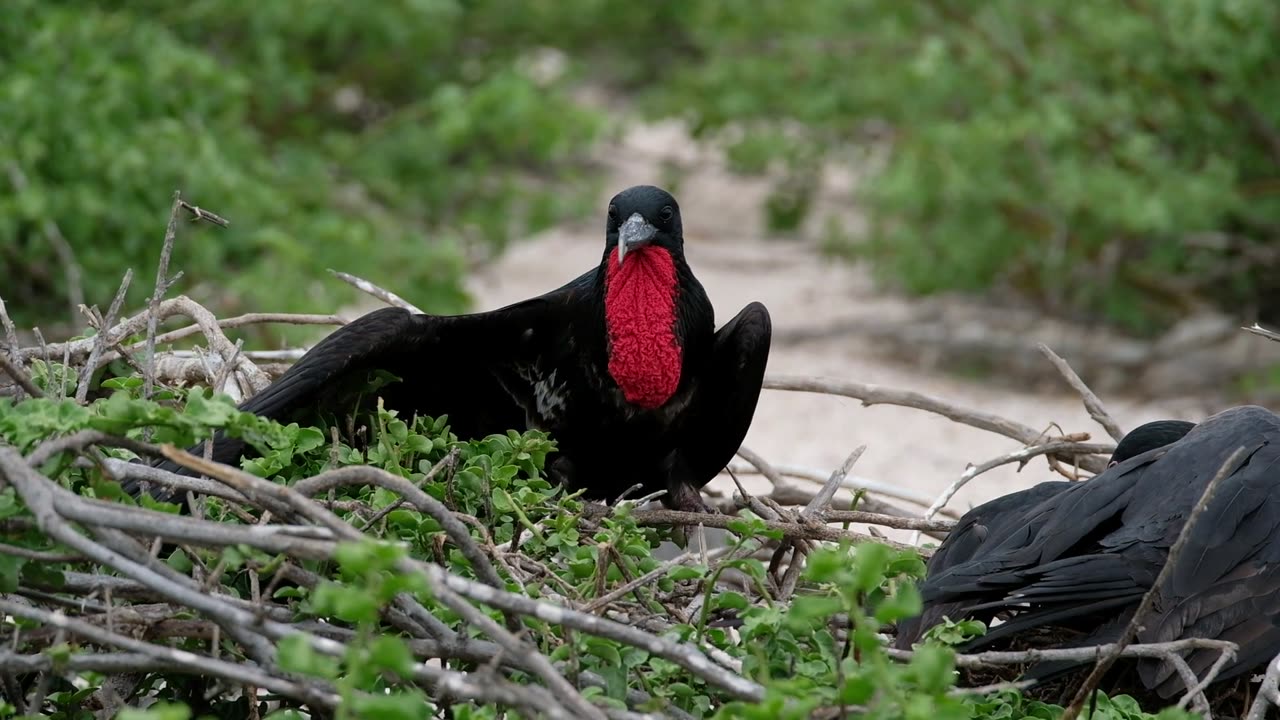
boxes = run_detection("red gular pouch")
[603,245,682,409]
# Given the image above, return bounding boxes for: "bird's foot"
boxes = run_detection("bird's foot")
[665,481,717,514]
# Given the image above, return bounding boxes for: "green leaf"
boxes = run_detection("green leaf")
[0,554,26,592]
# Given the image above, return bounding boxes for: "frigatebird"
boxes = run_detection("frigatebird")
[126,185,772,512]
[898,407,1280,699]
[894,419,1196,649]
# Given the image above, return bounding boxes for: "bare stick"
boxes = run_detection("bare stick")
[329,269,425,314]
[0,296,21,363]
[0,598,339,708]
[1176,645,1235,712]
[1243,323,1280,344]
[1246,652,1280,720]
[76,270,133,403]
[431,581,601,720]
[726,460,943,509]
[886,637,1237,668]
[631,508,923,554]
[1061,445,1250,720]
[914,438,1111,544]
[764,374,1108,475]
[178,199,230,227]
[803,445,866,518]
[20,309,344,364]
[1037,343,1124,442]
[144,192,185,399]
[0,353,43,399]
[818,511,952,533]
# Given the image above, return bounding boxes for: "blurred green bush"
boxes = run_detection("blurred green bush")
[635,0,1280,335]
[0,0,605,330]
[5,1,1276,338]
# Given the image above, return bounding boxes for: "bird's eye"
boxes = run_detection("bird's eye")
[659,205,674,223]
[607,205,620,224]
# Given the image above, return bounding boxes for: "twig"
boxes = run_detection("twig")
[1061,445,1250,720]
[1037,343,1124,442]
[0,296,18,360]
[144,192,186,400]
[419,563,765,701]
[631,508,924,555]
[0,353,43,399]
[725,460,946,509]
[802,445,866,518]
[178,199,230,227]
[914,439,1111,544]
[819,511,953,533]
[19,309,344,364]
[763,374,1108,475]
[1243,323,1280,344]
[885,637,1238,667]
[76,270,133,403]
[1177,644,1236,712]
[0,597,339,708]
[431,581,601,720]
[329,269,425,314]
[1245,652,1280,720]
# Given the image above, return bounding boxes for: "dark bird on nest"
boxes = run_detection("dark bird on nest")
[895,407,1280,699]
[125,185,773,513]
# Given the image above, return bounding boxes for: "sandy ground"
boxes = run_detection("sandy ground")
[463,120,1207,533]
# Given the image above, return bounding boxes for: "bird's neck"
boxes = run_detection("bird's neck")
[602,246,683,409]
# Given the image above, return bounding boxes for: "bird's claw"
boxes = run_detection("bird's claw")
[666,481,718,514]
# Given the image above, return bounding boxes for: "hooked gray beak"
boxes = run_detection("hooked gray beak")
[616,212,657,265]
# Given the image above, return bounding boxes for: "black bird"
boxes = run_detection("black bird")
[126,185,772,513]
[895,419,1197,648]
[898,407,1280,699]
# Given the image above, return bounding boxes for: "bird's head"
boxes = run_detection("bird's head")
[604,185,683,266]
[1107,419,1197,468]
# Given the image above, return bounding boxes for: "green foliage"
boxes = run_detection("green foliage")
[632,0,1280,335]
[0,0,604,328]
[1,336,1214,716]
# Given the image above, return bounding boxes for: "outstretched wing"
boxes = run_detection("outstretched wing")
[126,271,596,499]
[667,301,771,505]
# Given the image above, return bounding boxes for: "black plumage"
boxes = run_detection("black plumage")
[898,407,1280,698]
[895,419,1196,648]
[128,185,772,512]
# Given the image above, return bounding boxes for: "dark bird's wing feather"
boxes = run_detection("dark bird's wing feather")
[663,302,771,508]
[126,271,596,500]
[906,406,1280,699]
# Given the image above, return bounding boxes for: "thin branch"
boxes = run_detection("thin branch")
[886,637,1238,667]
[76,269,133,403]
[329,269,425,314]
[1243,323,1280,344]
[1246,652,1280,720]
[0,352,43,399]
[916,438,1110,537]
[631,508,925,555]
[802,445,866,518]
[1037,343,1124,442]
[763,374,1109,475]
[0,597,339,708]
[145,191,186,400]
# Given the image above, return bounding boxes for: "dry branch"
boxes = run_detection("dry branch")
[763,374,1110,475]
[1037,342,1125,442]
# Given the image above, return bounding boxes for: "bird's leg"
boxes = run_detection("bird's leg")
[546,453,575,487]
[665,477,717,514]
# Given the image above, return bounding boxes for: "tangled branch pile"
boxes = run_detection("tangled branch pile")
[0,200,1253,720]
